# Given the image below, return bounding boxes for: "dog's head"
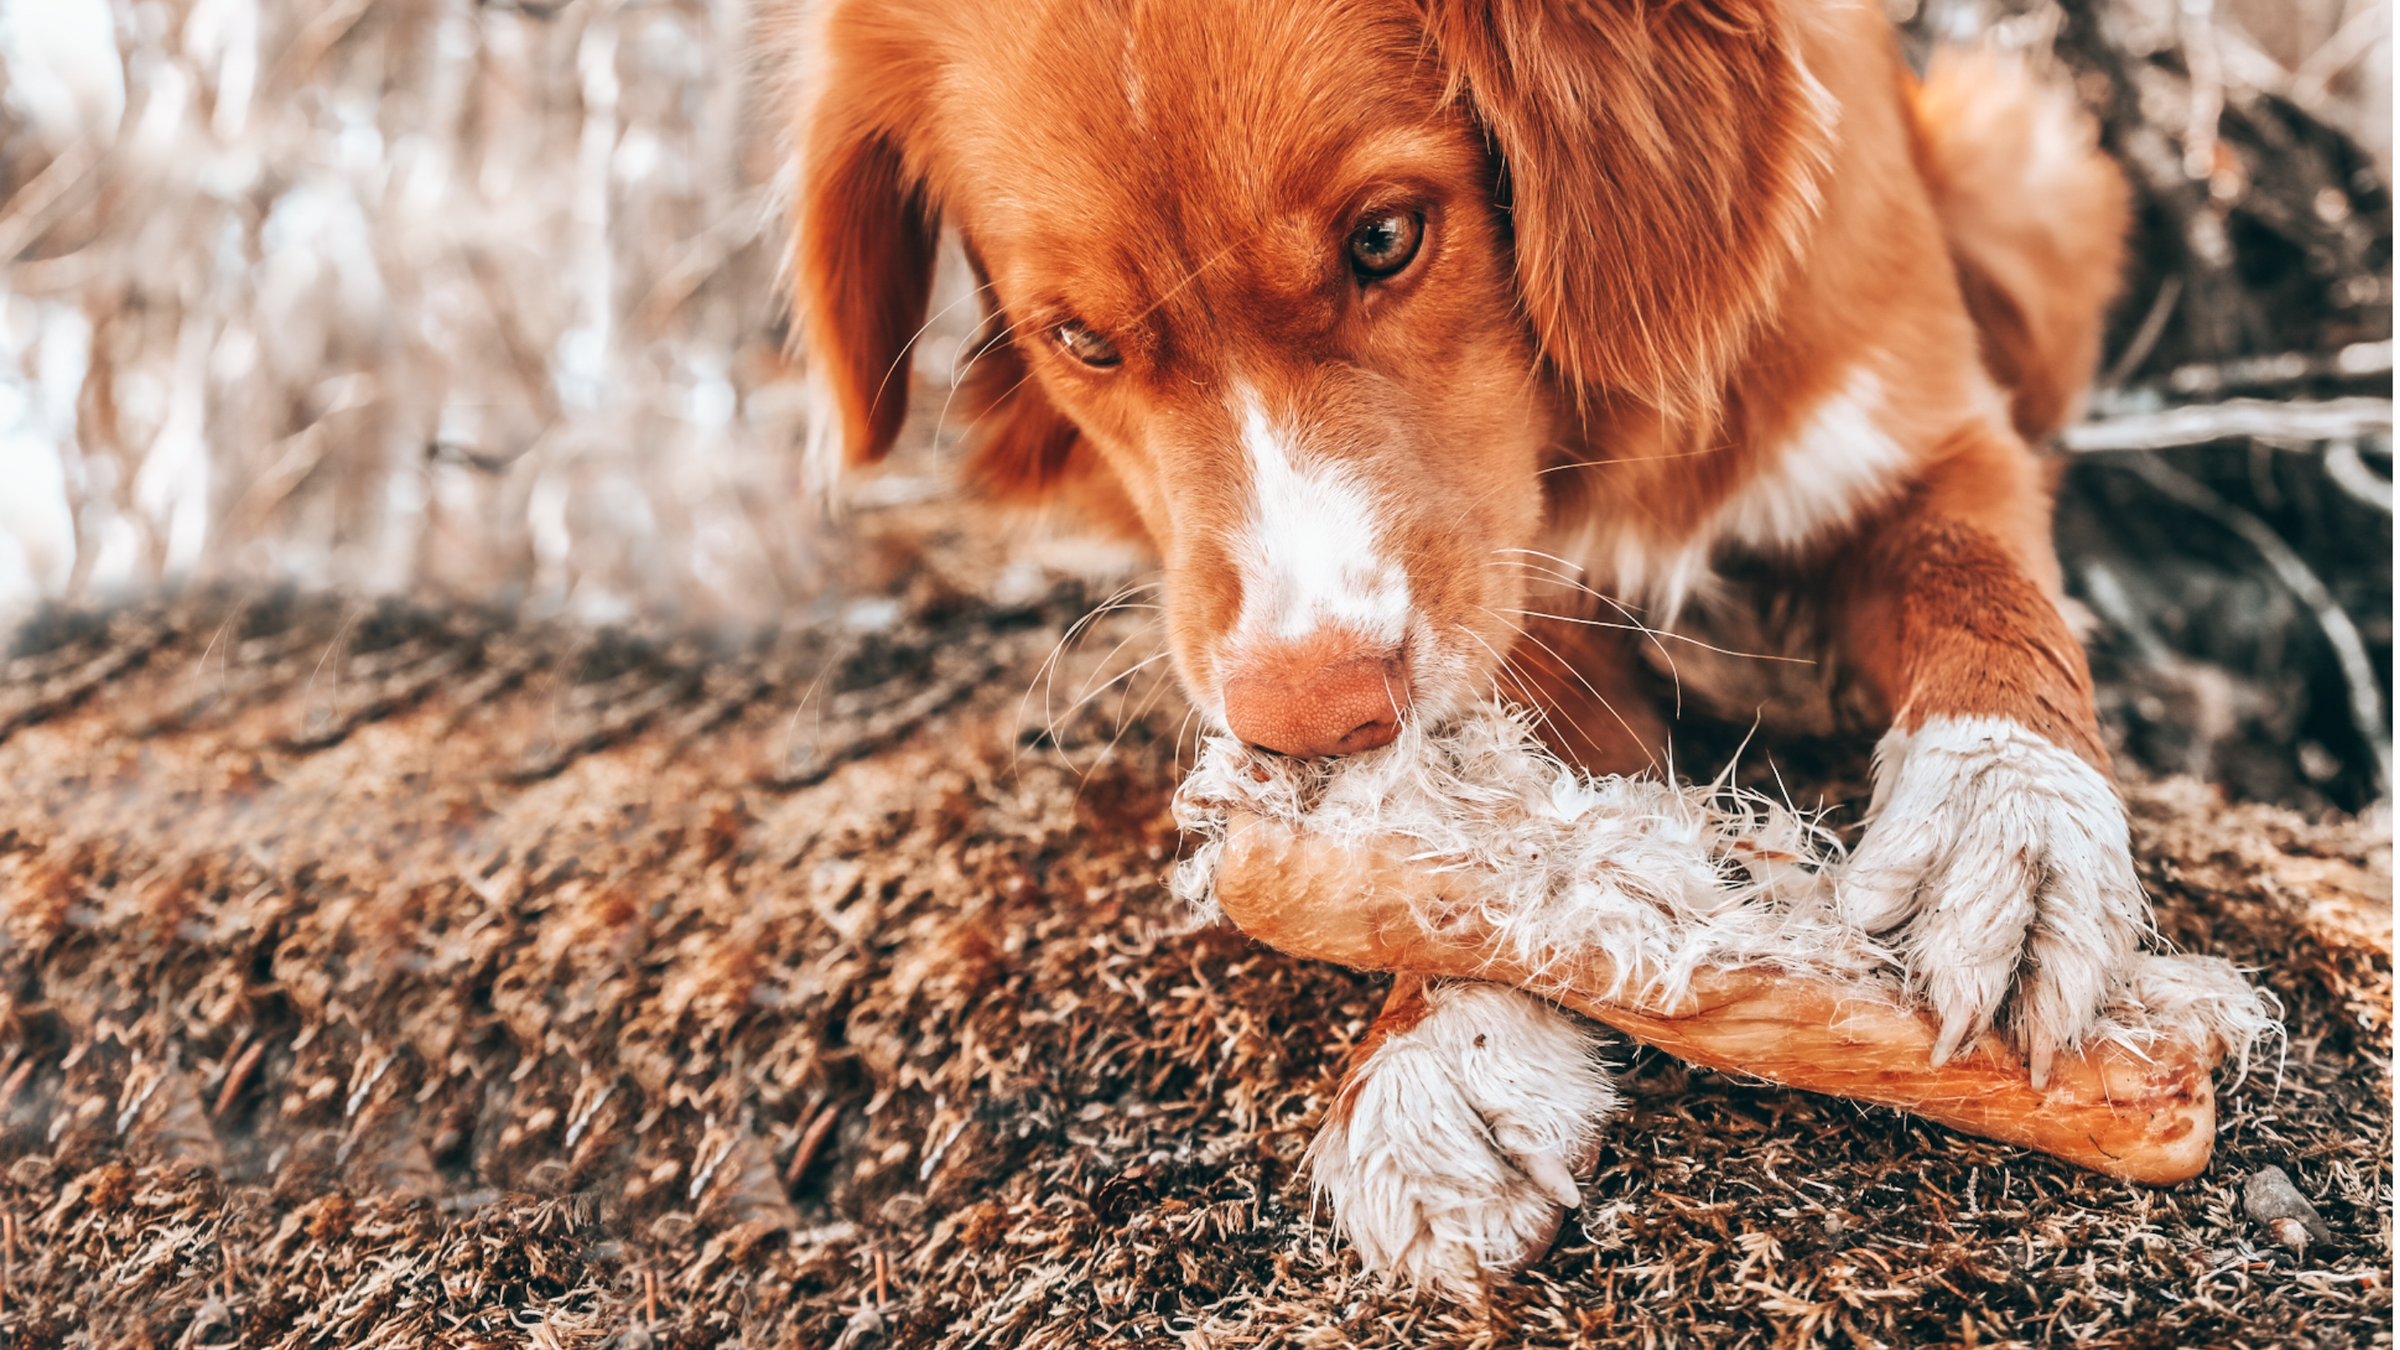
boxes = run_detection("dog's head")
[785,0,1827,755]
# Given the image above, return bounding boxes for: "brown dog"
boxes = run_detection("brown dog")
[777,0,2132,1295]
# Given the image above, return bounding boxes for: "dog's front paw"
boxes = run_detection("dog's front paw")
[1307,981,1616,1301]
[1839,715,2148,1082]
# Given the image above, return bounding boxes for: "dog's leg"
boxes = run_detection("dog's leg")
[1831,433,2146,1086]
[1307,976,1618,1300]
[1311,615,1650,1294]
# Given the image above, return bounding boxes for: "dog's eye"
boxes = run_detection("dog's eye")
[1053,321,1122,369]
[1348,209,1424,281]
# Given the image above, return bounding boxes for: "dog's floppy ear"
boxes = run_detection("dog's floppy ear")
[1421,0,1832,416]
[786,1,943,469]
[783,1,1099,506]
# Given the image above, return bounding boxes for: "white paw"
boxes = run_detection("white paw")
[1307,981,1617,1301]
[1838,715,2149,1081]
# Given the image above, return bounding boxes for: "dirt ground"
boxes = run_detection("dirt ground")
[0,495,2387,1350]
[0,0,2387,1341]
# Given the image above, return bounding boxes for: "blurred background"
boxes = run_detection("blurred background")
[0,0,815,629]
[0,0,2389,810]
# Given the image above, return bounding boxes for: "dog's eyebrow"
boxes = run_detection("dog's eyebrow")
[1330,126,1472,178]
[1116,236,1252,332]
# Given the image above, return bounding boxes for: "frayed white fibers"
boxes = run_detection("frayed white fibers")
[1177,702,2281,1296]
[2104,953,2284,1089]
[1176,700,1880,1010]
[1174,699,2275,1067]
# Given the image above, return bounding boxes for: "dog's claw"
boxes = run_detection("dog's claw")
[1930,1016,1972,1070]
[2028,1025,2059,1090]
[1518,1148,1584,1211]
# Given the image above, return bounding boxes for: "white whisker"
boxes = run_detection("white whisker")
[1013,581,1166,773]
[1477,606,1662,776]
[1497,608,1814,666]
[875,276,1000,418]
[1487,548,1686,707]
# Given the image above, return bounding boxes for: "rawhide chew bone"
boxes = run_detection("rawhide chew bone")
[1172,704,2277,1185]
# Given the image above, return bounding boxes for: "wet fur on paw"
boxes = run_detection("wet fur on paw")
[1307,980,1617,1300]
[1839,715,2149,1080]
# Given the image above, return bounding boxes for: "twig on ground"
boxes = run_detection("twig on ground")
[212,1038,267,1122]
[0,139,100,262]
[2179,0,2225,181]
[2324,440,2394,512]
[2161,341,2395,398]
[0,1057,28,1120]
[2061,398,2393,451]
[786,1104,841,1186]
[2099,276,2184,390]
[2288,0,2395,113]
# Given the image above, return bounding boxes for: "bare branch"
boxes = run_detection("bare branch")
[2061,398,2393,452]
[2325,439,2395,512]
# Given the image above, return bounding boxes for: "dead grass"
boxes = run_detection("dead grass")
[0,6,2389,1343]
[0,502,2386,1349]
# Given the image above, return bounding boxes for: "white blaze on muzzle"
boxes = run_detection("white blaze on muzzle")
[1228,391,1412,650]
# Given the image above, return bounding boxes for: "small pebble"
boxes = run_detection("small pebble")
[2243,1165,2333,1257]
[830,1306,886,1350]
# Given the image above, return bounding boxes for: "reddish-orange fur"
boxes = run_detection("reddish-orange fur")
[775,0,2131,1092]
[1330,974,1434,1120]
[1912,48,2132,444]
[779,1,2123,771]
